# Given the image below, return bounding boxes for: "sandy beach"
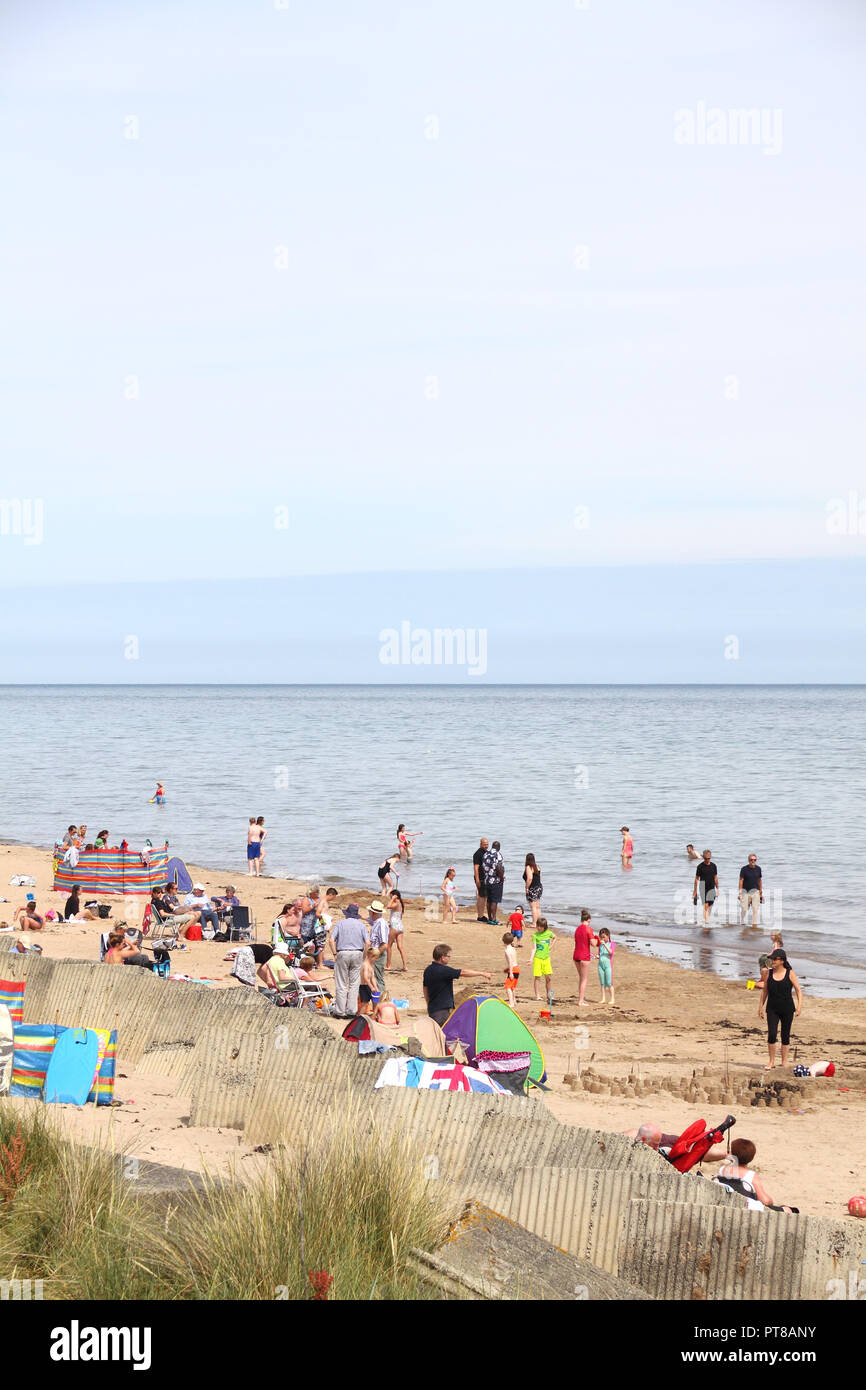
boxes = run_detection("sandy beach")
[2,839,865,1221]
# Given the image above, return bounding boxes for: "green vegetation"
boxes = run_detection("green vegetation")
[0,1102,453,1300]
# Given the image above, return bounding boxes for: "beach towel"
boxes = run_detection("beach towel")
[230,947,257,987]
[374,1057,507,1094]
[10,1024,117,1104]
[0,977,26,1026]
[475,1049,531,1074]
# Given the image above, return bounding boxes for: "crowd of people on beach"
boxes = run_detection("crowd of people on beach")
[0,809,817,1219]
[4,813,806,1078]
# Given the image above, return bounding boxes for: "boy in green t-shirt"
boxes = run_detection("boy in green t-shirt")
[530,916,556,1004]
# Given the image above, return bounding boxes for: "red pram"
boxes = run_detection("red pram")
[663,1114,736,1172]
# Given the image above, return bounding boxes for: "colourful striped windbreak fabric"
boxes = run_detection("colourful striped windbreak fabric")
[10,1024,117,1104]
[10,1024,55,1099]
[90,1029,117,1104]
[53,846,169,896]
[0,977,25,1025]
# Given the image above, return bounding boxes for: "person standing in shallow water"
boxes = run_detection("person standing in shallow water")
[738,853,763,927]
[693,849,719,924]
[246,817,260,876]
[620,826,633,868]
[256,816,268,872]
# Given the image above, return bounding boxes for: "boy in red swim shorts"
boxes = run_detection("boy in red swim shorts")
[502,931,520,1007]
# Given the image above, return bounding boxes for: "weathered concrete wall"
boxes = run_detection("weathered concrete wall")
[501,1165,742,1274]
[410,1203,653,1300]
[619,1199,866,1300]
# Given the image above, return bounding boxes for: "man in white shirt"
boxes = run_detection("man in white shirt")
[184,883,219,935]
[367,899,389,994]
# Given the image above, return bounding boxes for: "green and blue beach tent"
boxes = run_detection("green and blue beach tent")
[443,995,547,1088]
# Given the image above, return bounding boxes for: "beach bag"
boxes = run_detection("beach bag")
[185,921,202,941]
[98,904,111,919]
[152,958,170,978]
[213,929,229,942]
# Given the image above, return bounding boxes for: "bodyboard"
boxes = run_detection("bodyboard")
[43,1027,100,1105]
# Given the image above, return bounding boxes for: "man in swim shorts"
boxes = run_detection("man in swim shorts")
[693,849,719,924]
[247,816,263,876]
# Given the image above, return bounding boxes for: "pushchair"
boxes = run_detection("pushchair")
[662,1114,736,1172]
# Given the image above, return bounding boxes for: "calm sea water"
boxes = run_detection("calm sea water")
[1,686,864,998]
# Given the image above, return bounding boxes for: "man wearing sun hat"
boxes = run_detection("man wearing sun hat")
[184,883,220,936]
[367,899,389,995]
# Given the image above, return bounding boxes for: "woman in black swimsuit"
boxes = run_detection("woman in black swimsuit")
[758,948,803,1068]
[377,854,400,894]
[523,853,543,926]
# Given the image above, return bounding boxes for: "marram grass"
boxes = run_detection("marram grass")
[0,1101,455,1301]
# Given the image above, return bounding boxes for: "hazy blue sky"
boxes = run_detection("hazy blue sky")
[1,1,864,678]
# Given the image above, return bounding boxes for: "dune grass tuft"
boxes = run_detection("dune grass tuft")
[0,1101,453,1300]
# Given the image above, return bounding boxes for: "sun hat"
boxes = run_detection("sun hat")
[370,900,384,912]
[193,883,205,891]
[344,904,360,919]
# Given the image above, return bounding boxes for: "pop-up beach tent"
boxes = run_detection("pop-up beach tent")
[165,856,193,893]
[53,845,169,896]
[443,995,547,1091]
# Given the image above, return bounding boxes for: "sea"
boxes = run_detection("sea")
[1,685,864,998]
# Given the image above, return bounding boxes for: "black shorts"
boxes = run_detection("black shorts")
[359,985,372,1003]
[486,885,503,905]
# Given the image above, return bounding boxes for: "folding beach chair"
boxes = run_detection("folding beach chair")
[259,954,295,996]
[289,967,329,1007]
[148,905,181,952]
[228,905,255,942]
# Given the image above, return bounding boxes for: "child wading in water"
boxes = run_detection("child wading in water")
[620,826,633,868]
[441,867,458,923]
[595,927,615,1005]
[530,916,555,1005]
[502,932,520,1007]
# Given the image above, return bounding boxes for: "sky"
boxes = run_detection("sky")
[1,0,865,678]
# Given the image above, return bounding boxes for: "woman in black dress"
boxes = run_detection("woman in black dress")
[758,948,803,1068]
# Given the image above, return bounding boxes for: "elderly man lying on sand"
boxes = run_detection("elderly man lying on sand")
[624,1124,798,1212]
[623,1122,729,1162]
